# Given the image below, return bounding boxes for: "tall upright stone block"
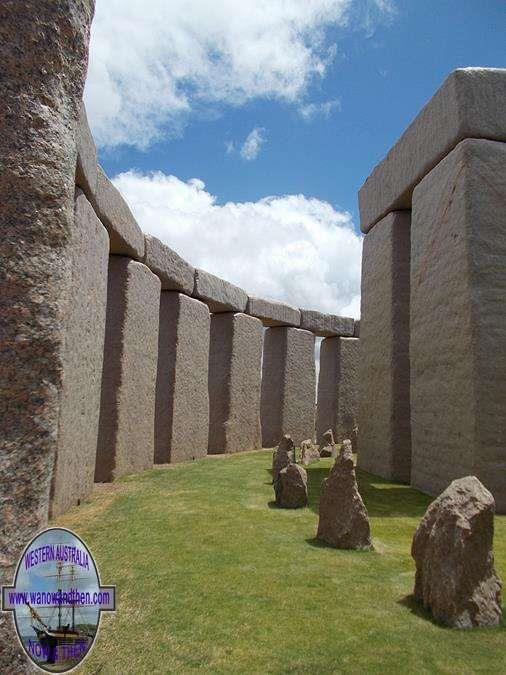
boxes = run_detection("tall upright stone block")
[261,327,315,447]
[208,313,263,454]
[316,337,360,448]
[411,139,506,512]
[358,211,411,482]
[50,191,109,517]
[155,292,210,463]
[0,2,95,668]
[95,257,160,481]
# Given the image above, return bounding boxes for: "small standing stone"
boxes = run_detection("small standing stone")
[301,439,320,466]
[411,476,502,628]
[320,429,337,458]
[272,434,295,484]
[317,440,373,550]
[275,464,308,509]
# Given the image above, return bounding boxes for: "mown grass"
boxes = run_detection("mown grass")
[54,451,506,674]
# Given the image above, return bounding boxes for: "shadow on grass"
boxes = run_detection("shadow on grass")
[305,536,328,549]
[397,594,444,626]
[305,464,432,519]
[268,500,309,511]
[305,536,375,552]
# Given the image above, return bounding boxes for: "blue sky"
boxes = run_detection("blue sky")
[85,0,505,317]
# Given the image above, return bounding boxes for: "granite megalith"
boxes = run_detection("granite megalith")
[301,439,320,466]
[155,292,210,463]
[320,429,338,458]
[411,476,502,628]
[317,440,373,550]
[316,336,360,449]
[358,211,411,483]
[208,312,263,454]
[410,139,506,511]
[275,464,308,509]
[261,327,316,447]
[0,0,95,669]
[50,191,109,517]
[272,434,296,484]
[95,257,161,481]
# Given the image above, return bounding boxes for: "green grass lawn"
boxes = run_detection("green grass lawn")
[55,451,506,674]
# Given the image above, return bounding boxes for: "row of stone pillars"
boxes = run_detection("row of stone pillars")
[358,68,506,513]
[49,143,360,519]
[93,254,359,480]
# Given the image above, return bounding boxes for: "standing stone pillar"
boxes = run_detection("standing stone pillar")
[411,139,506,512]
[261,327,315,447]
[155,292,210,463]
[50,191,109,516]
[95,257,161,481]
[208,313,263,454]
[0,1,95,669]
[316,337,360,449]
[358,211,411,482]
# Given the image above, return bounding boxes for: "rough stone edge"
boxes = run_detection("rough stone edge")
[75,100,97,200]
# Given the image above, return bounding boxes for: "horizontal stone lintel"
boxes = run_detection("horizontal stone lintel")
[246,296,301,327]
[193,268,248,313]
[299,309,355,337]
[88,166,145,260]
[359,67,506,233]
[75,102,357,334]
[143,234,194,294]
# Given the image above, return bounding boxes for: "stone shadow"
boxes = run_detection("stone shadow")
[397,594,444,627]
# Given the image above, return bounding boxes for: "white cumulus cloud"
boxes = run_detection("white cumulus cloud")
[111,171,362,317]
[85,0,394,148]
[240,127,266,161]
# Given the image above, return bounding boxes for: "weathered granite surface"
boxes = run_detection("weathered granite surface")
[272,435,296,484]
[412,476,502,627]
[299,309,354,337]
[0,0,95,670]
[155,292,210,463]
[316,337,359,449]
[95,258,160,481]
[89,165,145,259]
[208,313,263,454]
[193,268,248,313]
[143,234,194,293]
[246,296,301,327]
[274,463,308,509]
[359,68,506,232]
[410,139,506,512]
[301,439,320,466]
[261,327,315,447]
[75,101,97,200]
[50,191,108,517]
[317,440,372,550]
[358,211,411,483]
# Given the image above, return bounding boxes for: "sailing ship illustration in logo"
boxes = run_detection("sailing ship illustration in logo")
[2,528,115,672]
